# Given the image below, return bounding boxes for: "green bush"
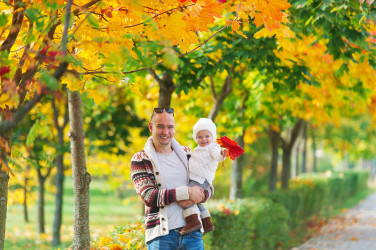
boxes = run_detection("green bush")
[97,171,370,249]
[265,178,329,230]
[326,171,369,206]
[91,221,146,250]
[266,170,370,231]
[205,198,289,250]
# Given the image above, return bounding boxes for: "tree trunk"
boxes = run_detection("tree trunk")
[52,97,68,246]
[158,72,175,107]
[268,126,280,191]
[0,171,9,250]
[52,153,64,246]
[148,70,175,108]
[280,120,304,190]
[295,140,300,177]
[229,133,245,200]
[0,128,12,250]
[37,169,45,234]
[302,122,307,173]
[68,90,91,250]
[208,73,232,121]
[281,148,292,189]
[23,165,29,222]
[311,125,317,172]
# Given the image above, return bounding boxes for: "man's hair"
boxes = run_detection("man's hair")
[150,112,158,122]
[150,109,174,122]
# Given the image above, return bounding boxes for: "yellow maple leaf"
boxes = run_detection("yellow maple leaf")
[129,83,143,96]
[231,21,247,38]
[86,89,107,105]
[99,236,112,245]
[109,243,123,250]
[0,93,19,109]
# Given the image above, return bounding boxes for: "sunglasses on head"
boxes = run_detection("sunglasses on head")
[153,107,174,116]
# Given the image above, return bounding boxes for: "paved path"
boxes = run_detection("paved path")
[295,192,376,250]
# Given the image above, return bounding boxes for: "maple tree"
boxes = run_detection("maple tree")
[0,1,373,249]
[0,0,291,248]
[251,0,376,189]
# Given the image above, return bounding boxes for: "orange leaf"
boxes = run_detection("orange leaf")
[0,159,14,177]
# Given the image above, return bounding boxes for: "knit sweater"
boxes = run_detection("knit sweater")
[131,137,214,243]
[189,143,225,184]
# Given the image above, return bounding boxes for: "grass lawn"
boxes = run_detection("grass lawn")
[5,177,142,249]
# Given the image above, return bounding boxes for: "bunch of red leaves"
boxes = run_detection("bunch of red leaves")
[217,136,244,160]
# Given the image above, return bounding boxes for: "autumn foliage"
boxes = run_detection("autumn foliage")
[217,136,244,160]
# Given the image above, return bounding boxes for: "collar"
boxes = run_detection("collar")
[143,136,189,169]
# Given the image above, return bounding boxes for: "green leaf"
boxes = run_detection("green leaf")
[26,123,40,146]
[336,63,349,77]
[322,0,334,8]
[162,48,179,70]
[45,0,61,10]
[293,0,309,8]
[0,13,7,27]
[305,16,313,26]
[25,8,38,23]
[87,13,100,29]
[39,124,53,139]
[40,71,59,90]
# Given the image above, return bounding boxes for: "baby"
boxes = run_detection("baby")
[180,118,227,235]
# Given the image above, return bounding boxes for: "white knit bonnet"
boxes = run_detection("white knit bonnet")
[192,118,217,143]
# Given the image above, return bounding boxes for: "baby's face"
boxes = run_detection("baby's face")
[196,130,213,147]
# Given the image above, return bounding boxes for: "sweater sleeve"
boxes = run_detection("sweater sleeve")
[210,143,225,162]
[201,184,214,203]
[131,152,189,208]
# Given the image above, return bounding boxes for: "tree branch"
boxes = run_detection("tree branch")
[288,119,304,151]
[70,2,102,38]
[52,98,61,131]
[148,68,162,84]
[18,20,33,70]
[0,93,45,134]
[47,0,101,41]
[45,163,53,178]
[279,131,288,150]
[208,67,233,121]
[63,97,69,128]
[209,76,217,101]
[122,4,195,29]
[0,0,25,53]
[123,25,228,75]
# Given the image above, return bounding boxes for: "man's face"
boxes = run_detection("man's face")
[149,112,175,148]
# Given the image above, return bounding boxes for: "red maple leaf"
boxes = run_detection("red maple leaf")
[0,66,10,77]
[217,136,244,160]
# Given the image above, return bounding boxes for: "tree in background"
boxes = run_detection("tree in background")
[1,0,291,248]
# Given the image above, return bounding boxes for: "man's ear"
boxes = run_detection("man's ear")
[148,122,153,133]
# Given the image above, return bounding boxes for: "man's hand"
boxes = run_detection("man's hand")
[178,200,194,208]
[188,186,204,204]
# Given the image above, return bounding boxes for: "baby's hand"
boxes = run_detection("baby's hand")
[221,148,227,158]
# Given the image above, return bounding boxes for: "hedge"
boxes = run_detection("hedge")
[92,170,370,249]
[205,198,289,250]
[206,170,370,249]
[265,170,370,230]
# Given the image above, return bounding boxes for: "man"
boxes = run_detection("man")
[131,107,214,249]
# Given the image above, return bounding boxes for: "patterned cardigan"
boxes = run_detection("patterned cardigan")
[131,137,214,243]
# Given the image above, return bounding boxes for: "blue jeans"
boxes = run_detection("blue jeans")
[147,228,204,250]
